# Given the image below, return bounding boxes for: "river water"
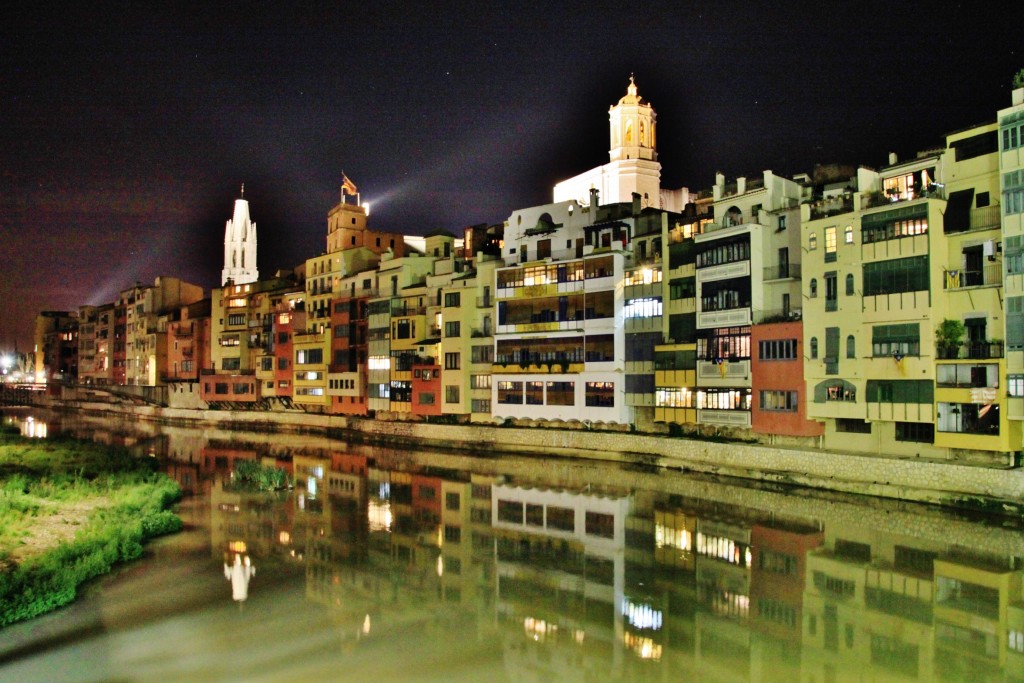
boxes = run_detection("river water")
[0,407,1022,683]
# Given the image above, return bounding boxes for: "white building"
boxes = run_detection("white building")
[222,186,259,286]
[553,76,693,212]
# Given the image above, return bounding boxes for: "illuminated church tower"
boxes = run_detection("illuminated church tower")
[554,75,690,211]
[221,185,259,286]
[608,74,657,163]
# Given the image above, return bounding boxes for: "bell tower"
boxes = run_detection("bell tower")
[608,75,657,163]
[221,184,259,286]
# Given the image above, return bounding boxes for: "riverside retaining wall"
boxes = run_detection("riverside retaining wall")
[27,397,1024,514]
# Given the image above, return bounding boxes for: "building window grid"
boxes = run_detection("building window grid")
[758,339,798,361]
[759,390,798,412]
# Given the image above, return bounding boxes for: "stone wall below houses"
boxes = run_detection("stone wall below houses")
[26,394,1024,515]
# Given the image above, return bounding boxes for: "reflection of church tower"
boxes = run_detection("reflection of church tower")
[222,185,259,286]
[608,75,657,163]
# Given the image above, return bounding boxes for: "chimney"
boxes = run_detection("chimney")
[888,152,898,165]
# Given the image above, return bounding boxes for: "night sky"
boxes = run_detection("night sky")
[2,3,1020,351]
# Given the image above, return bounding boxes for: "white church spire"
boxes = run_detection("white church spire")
[222,184,259,286]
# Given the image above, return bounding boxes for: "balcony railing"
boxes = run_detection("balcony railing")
[763,263,801,280]
[391,305,426,317]
[863,185,946,209]
[476,297,493,308]
[808,195,854,220]
[825,298,838,312]
[936,341,1004,360]
[943,264,1002,289]
[969,204,1001,232]
[754,308,802,324]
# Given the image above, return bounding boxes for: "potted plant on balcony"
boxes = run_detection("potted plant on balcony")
[935,319,965,360]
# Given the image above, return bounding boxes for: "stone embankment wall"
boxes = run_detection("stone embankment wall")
[34,397,1024,513]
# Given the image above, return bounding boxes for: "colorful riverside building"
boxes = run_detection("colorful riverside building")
[1001,85,1024,452]
[33,311,78,385]
[801,114,1018,464]
[294,180,412,414]
[692,171,812,434]
[165,298,212,381]
[77,303,115,385]
[491,77,697,427]
[119,277,204,387]
[204,274,302,407]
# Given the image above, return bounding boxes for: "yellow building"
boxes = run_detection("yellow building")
[801,139,1016,463]
[1000,84,1024,453]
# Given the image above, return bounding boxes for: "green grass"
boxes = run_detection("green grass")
[0,431,183,627]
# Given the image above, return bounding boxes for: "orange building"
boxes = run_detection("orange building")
[166,299,212,382]
[327,295,369,415]
[750,320,824,437]
[749,522,823,641]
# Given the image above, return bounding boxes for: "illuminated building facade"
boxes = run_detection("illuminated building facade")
[221,187,259,287]
[77,303,114,385]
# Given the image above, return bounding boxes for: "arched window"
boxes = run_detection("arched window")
[846,274,855,295]
[625,122,633,144]
[844,225,854,244]
[809,233,818,250]
[810,278,818,298]
[810,337,818,359]
[640,120,645,146]
[846,335,856,358]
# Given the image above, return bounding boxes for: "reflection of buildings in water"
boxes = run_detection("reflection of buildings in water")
[18,412,1024,680]
[209,477,297,570]
[225,553,255,601]
[801,525,1024,683]
[491,483,631,682]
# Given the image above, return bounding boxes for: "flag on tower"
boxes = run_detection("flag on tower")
[341,173,358,196]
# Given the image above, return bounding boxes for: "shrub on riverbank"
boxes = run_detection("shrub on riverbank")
[0,432,182,627]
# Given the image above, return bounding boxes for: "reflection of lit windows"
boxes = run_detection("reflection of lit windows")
[655,521,691,551]
[696,532,752,567]
[622,599,663,630]
[623,632,662,661]
[367,499,392,532]
[523,617,557,643]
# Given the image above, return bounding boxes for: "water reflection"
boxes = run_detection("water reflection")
[224,554,255,603]
[2,407,1023,683]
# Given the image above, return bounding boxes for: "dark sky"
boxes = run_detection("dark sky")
[1,2,1020,351]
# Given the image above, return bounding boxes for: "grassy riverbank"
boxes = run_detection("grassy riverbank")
[0,426,182,627]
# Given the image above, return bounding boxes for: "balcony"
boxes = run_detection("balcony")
[762,263,801,281]
[825,298,838,312]
[754,308,802,324]
[476,297,493,308]
[943,264,1001,289]
[969,204,1001,232]
[936,341,1004,360]
[808,194,854,220]
[863,185,946,209]
[391,305,426,317]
